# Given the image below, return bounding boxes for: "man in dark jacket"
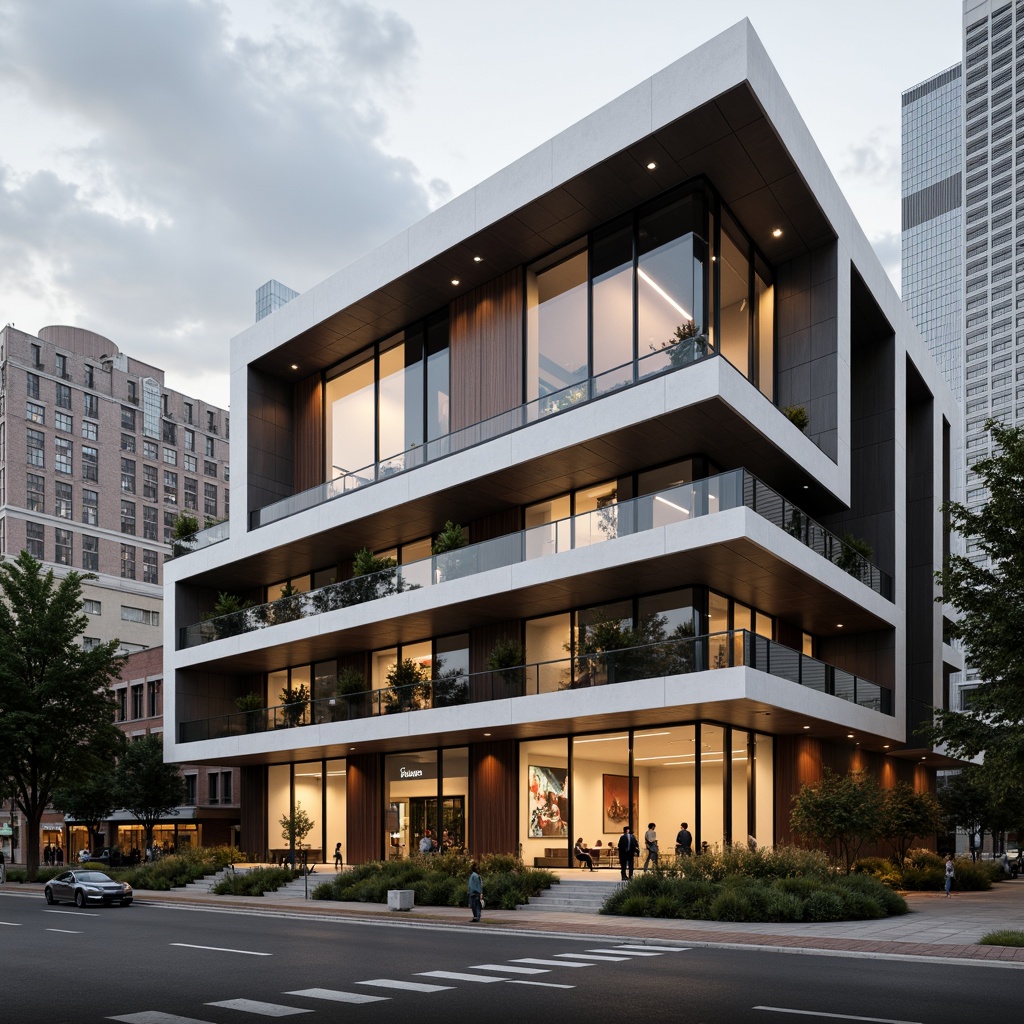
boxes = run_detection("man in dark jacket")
[675,822,693,857]
[617,826,640,879]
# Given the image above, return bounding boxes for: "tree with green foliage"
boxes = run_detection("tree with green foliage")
[879,782,942,865]
[171,511,201,557]
[928,420,1024,773]
[51,753,121,857]
[114,734,185,854]
[938,763,1024,857]
[0,551,125,879]
[789,769,882,873]
[279,800,315,867]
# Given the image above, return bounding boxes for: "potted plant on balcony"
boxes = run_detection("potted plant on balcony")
[203,591,253,641]
[430,658,469,708]
[432,521,467,582]
[236,692,266,733]
[382,658,428,714]
[334,667,370,721]
[171,511,200,558]
[269,581,303,625]
[568,613,671,687]
[351,547,400,602]
[782,405,810,432]
[486,636,526,698]
[279,683,310,728]
[835,532,874,582]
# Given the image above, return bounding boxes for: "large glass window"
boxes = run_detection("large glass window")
[699,723,725,853]
[526,246,588,406]
[385,750,437,860]
[378,333,423,463]
[326,354,376,482]
[591,221,634,382]
[521,737,569,864]
[525,613,570,693]
[633,724,697,859]
[572,731,631,860]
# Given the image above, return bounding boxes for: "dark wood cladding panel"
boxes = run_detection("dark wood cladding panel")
[450,269,523,431]
[240,766,268,858]
[293,373,323,493]
[774,737,933,847]
[470,508,521,544]
[470,741,518,856]
[347,753,383,864]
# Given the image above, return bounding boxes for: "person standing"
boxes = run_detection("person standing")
[617,825,639,880]
[944,854,955,897]
[419,830,434,855]
[468,861,483,922]
[643,823,659,872]
[675,822,693,857]
[333,842,343,870]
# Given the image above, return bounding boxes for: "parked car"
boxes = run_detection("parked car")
[44,870,133,907]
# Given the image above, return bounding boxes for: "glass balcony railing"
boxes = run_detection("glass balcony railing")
[250,343,715,530]
[177,628,893,743]
[179,467,891,649]
[166,519,230,560]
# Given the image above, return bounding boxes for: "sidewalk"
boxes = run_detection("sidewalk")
[5,873,1024,965]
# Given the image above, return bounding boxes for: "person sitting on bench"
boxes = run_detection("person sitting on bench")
[574,837,596,871]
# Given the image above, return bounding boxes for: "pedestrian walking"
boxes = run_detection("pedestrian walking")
[944,853,955,897]
[617,825,640,880]
[468,861,484,922]
[643,823,659,872]
[333,842,343,870]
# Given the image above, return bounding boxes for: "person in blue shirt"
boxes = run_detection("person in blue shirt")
[468,861,483,922]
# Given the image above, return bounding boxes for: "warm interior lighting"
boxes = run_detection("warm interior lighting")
[473,256,483,262]
[451,278,460,286]
[574,734,628,744]
[883,744,890,749]
[290,364,298,370]
[646,161,657,170]
[802,725,810,730]
[772,228,783,238]
[654,494,690,516]
[483,732,491,736]
[847,733,854,739]
[637,267,692,321]
[836,623,844,628]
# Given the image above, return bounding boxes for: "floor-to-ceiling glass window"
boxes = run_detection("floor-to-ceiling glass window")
[293,762,323,862]
[525,613,571,693]
[633,725,697,861]
[719,213,751,377]
[267,764,291,862]
[526,246,589,408]
[442,748,469,853]
[637,191,708,377]
[572,731,631,867]
[754,732,774,847]
[522,738,569,862]
[730,729,751,846]
[385,751,438,859]
[591,220,634,390]
[699,723,725,853]
[378,331,424,468]
[426,314,450,442]
[325,354,375,484]
[325,758,346,866]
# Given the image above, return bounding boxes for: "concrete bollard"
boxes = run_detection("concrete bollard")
[387,888,414,911]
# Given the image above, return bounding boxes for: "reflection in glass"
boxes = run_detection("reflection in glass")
[719,217,751,377]
[731,729,750,846]
[325,357,375,482]
[379,334,423,464]
[592,222,634,379]
[525,613,571,693]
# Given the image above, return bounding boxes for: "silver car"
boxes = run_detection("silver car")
[44,870,133,907]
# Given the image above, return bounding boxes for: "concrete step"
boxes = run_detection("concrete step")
[523,880,624,914]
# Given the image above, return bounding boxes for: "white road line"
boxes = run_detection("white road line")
[44,909,99,917]
[586,947,663,956]
[555,953,629,962]
[614,944,688,952]
[356,980,453,993]
[46,928,83,934]
[205,999,308,1016]
[170,943,271,956]
[109,1014,215,1024]
[507,980,576,990]
[0,921,23,927]
[284,990,388,1005]
[416,971,507,983]
[509,958,593,968]
[467,964,550,975]
[753,1008,925,1024]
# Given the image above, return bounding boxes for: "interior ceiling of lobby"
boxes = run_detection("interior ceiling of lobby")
[254,83,835,382]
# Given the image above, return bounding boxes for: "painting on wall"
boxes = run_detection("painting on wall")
[528,764,569,838]
[602,774,639,834]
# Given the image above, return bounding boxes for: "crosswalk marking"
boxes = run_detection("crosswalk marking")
[614,944,688,952]
[555,953,629,962]
[467,964,550,975]
[45,909,99,916]
[0,921,22,927]
[417,971,507,983]
[284,989,388,1005]
[586,947,663,956]
[109,1014,215,1024]
[356,980,453,993]
[205,999,309,1016]
[507,980,576,990]
[46,928,83,934]
[171,943,271,956]
[509,958,594,968]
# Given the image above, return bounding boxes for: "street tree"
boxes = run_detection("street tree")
[0,551,124,879]
[52,753,121,857]
[789,769,882,873]
[279,801,315,868]
[114,734,184,855]
[930,420,1024,770]
[879,782,943,865]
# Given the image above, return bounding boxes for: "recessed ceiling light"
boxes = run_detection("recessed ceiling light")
[451,278,460,286]
[836,623,844,628]
[772,228,783,238]
[483,732,491,736]
[883,744,890,749]
[802,725,810,730]
[802,485,809,490]
[473,256,483,263]
[290,364,298,370]
[847,733,854,739]
[647,161,657,170]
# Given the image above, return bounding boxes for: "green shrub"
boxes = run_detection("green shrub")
[212,867,294,896]
[980,929,1024,947]
[710,887,752,922]
[836,873,907,915]
[899,865,945,891]
[764,886,804,922]
[804,889,845,922]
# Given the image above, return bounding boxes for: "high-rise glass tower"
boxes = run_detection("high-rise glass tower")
[255,279,299,322]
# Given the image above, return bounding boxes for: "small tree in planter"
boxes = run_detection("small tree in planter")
[204,591,253,640]
[382,658,428,713]
[782,405,810,432]
[487,637,526,697]
[430,659,469,708]
[835,532,874,582]
[334,667,370,721]
[279,682,310,728]
[433,521,467,582]
[235,692,265,733]
[279,801,315,871]
[269,581,303,625]
[171,511,201,558]
[351,547,399,602]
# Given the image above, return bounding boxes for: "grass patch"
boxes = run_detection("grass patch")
[602,846,907,923]
[979,929,1024,947]
[310,852,554,910]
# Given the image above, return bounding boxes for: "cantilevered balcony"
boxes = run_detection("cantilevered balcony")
[177,628,891,744]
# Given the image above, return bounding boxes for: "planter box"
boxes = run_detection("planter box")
[387,888,415,912]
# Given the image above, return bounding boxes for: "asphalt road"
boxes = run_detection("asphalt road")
[1,889,1019,1024]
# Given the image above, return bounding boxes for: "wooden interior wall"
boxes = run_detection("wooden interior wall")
[346,753,383,863]
[774,736,934,849]
[450,268,523,431]
[240,766,267,858]
[470,508,521,544]
[469,741,518,856]
[469,620,521,702]
[293,373,323,493]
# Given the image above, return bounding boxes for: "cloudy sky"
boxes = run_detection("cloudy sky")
[0,0,963,408]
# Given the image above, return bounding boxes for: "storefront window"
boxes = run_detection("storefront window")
[267,764,291,862]
[633,725,697,859]
[442,747,468,853]
[699,723,725,853]
[731,729,751,846]
[572,732,632,867]
[385,751,438,859]
[325,758,346,865]
[521,737,569,864]
[754,733,774,847]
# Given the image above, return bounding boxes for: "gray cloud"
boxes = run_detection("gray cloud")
[842,130,899,186]
[870,230,902,292]
[0,0,433,400]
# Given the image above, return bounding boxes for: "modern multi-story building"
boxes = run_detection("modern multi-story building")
[165,21,960,867]
[256,280,299,323]
[0,324,230,651]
